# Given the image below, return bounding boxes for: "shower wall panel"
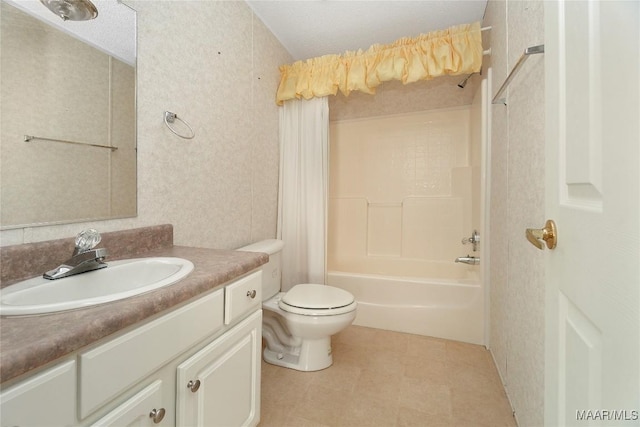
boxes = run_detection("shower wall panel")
[328,107,475,274]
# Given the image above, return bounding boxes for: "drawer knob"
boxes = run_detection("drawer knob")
[149,408,166,424]
[187,379,201,393]
[246,290,257,299]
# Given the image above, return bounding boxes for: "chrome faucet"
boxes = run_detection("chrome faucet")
[43,229,108,280]
[455,255,480,265]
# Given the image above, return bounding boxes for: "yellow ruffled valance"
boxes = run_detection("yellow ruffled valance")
[276,22,483,105]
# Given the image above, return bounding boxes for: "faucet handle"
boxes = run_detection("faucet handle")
[75,229,102,253]
[461,230,480,251]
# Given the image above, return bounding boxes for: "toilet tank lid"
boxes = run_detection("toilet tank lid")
[237,239,284,255]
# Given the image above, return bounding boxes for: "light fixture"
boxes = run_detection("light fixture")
[39,0,98,21]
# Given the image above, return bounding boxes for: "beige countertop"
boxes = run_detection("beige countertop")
[0,245,268,385]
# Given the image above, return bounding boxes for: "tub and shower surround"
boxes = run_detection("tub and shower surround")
[328,107,477,271]
[327,106,483,344]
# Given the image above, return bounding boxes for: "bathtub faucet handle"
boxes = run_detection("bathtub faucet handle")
[462,230,480,252]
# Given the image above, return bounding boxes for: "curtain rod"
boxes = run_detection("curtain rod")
[481,27,492,55]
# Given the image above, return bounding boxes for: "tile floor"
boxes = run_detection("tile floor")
[258,325,516,427]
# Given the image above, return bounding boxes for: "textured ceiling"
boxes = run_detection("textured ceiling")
[246,0,488,61]
[4,0,135,65]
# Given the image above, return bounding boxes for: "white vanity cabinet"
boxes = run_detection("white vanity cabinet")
[0,270,263,427]
[0,360,77,427]
[78,288,227,420]
[176,310,261,427]
[91,380,166,427]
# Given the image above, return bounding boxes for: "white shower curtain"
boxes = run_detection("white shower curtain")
[277,97,329,292]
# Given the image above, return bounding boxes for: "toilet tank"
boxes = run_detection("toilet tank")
[237,239,284,301]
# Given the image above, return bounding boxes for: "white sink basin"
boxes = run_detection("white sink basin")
[0,257,194,316]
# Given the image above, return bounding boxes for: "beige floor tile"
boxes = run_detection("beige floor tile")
[396,407,453,427]
[334,325,379,348]
[370,328,410,354]
[354,368,404,403]
[359,347,407,376]
[448,361,506,400]
[451,387,516,427]
[445,340,494,371]
[308,360,362,393]
[259,326,515,427]
[259,404,293,427]
[261,364,313,407]
[406,335,448,361]
[283,415,332,427]
[289,384,352,426]
[260,410,332,427]
[261,359,280,382]
[403,356,451,386]
[335,394,400,427]
[332,341,374,369]
[399,377,452,417]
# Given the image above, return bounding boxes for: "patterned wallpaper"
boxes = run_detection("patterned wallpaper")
[329,74,480,121]
[485,1,546,426]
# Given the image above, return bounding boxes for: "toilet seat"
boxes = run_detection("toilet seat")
[278,284,356,316]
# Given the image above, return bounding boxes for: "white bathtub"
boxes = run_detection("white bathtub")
[326,264,484,345]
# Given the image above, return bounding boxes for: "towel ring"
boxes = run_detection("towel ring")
[164,111,195,139]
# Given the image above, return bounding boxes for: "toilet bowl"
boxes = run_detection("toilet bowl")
[237,240,357,371]
[262,285,357,371]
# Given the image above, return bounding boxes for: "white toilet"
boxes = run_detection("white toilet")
[238,239,357,371]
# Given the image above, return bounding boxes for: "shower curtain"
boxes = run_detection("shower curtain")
[277,97,329,291]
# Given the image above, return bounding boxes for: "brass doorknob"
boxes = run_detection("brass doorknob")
[526,219,557,250]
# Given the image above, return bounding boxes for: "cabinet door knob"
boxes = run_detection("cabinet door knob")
[149,408,166,424]
[246,290,257,299]
[187,379,201,392]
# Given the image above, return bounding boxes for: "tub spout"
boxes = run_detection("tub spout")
[455,255,480,265]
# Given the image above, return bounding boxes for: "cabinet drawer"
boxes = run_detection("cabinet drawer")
[91,380,164,427]
[224,271,261,325]
[79,289,224,419]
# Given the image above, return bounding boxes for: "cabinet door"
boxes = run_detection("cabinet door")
[79,289,224,418]
[0,360,76,427]
[176,310,262,427]
[91,380,166,427]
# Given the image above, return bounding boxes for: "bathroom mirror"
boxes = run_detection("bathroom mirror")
[0,0,137,229]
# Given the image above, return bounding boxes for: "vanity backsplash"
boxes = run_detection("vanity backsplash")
[0,225,174,287]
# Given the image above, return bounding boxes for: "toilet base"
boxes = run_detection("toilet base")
[263,337,333,371]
